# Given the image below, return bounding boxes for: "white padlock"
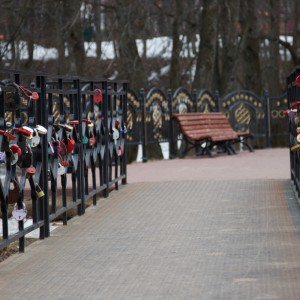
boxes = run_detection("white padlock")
[112,127,119,140]
[36,124,47,135]
[31,128,40,147]
[12,202,27,221]
[57,163,66,175]
[11,152,19,165]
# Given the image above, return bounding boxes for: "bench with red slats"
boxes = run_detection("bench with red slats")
[172,112,253,158]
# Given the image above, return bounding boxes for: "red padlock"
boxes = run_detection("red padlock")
[10,144,22,157]
[26,166,36,176]
[94,88,103,103]
[31,92,39,101]
[0,129,16,140]
[69,120,79,125]
[67,137,75,154]
[115,119,120,127]
[296,75,300,87]
[118,145,123,157]
[89,133,96,146]
[82,118,92,124]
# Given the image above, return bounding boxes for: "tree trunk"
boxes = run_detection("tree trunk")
[115,0,146,89]
[94,0,102,76]
[193,0,219,90]
[219,0,240,94]
[169,0,183,89]
[64,0,86,76]
[236,0,262,94]
[263,0,281,96]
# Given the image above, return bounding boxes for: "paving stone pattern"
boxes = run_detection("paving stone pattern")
[1,149,300,299]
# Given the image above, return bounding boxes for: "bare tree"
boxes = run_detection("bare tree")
[193,0,219,90]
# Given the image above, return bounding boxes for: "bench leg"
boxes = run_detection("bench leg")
[238,136,254,152]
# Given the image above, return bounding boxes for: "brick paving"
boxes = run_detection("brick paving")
[1,148,300,299]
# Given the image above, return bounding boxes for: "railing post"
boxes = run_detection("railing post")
[168,89,175,159]
[140,88,148,162]
[263,89,272,148]
[37,74,49,238]
[102,80,109,197]
[214,90,220,112]
[192,89,197,112]
[122,82,128,184]
[74,78,85,215]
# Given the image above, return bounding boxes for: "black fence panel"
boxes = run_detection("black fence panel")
[219,89,266,149]
[172,87,195,113]
[145,88,170,144]
[197,89,218,112]
[0,69,128,252]
[268,92,289,147]
[287,66,300,196]
[126,88,142,146]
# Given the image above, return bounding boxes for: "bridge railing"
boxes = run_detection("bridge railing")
[0,69,128,252]
[287,67,300,197]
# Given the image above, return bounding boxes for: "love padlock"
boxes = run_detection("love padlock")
[58,153,69,167]
[57,163,66,176]
[112,127,119,141]
[120,124,127,134]
[12,202,27,221]
[115,119,120,127]
[31,128,40,147]
[17,146,32,168]
[10,144,21,157]
[0,129,16,140]
[35,184,45,198]
[291,144,300,151]
[10,151,19,165]
[48,142,54,154]
[8,179,20,204]
[26,166,36,176]
[94,88,103,103]
[118,145,123,157]
[82,135,89,145]
[89,133,96,146]
[22,126,33,139]
[0,151,5,163]
[36,124,47,135]
[67,137,75,153]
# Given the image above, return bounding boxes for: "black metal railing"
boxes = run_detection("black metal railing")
[287,66,300,196]
[0,69,128,252]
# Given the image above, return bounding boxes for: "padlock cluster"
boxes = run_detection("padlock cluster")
[0,71,129,253]
[111,118,127,157]
[0,80,45,222]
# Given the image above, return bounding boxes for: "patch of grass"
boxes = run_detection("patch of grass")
[0,238,37,263]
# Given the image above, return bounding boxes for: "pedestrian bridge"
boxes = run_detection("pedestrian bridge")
[1,148,300,300]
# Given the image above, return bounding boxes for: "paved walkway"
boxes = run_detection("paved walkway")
[1,148,300,300]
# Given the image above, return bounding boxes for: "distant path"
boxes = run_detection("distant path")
[128,148,290,183]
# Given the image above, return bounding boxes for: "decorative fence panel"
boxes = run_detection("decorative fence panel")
[218,90,267,149]
[268,92,289,147]
[128,87,289,161]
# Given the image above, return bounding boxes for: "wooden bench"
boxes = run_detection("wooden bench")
[172,112,253,157]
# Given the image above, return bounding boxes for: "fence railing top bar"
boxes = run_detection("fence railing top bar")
[220,88,262,99]
[107,79,129,84]
[46,88,78,95]
[0,68,54,78]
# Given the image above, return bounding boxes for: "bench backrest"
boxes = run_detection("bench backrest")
[172,112,238,141]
